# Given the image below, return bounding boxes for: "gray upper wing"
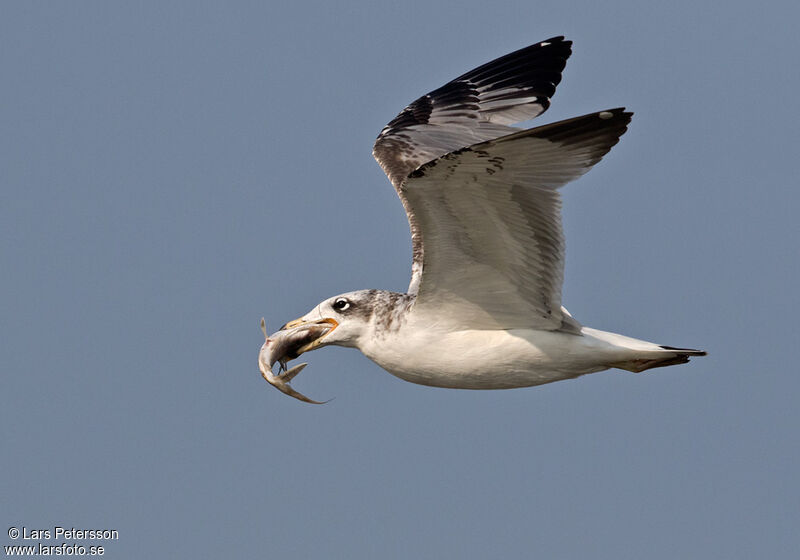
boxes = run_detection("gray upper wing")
[373,37,572,186]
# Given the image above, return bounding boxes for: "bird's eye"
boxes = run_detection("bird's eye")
[333,298,351,312]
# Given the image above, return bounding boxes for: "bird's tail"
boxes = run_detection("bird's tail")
[611,345,707,373]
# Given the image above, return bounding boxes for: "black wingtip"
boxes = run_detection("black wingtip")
[513,108,634,147]
[454,36,573,93]
[599,107,634,120]
[660,345,707,356]
[540,35,571,47]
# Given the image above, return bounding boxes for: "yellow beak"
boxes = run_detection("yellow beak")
[282,318,306,330]
[280,317,339,354]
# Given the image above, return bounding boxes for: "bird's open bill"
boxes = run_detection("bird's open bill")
[258,318,335,404]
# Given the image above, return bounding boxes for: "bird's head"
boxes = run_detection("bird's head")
[280,290,381,354]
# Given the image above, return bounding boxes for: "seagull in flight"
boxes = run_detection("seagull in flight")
[260,36,705,402]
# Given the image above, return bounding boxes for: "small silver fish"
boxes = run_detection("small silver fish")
[258,318,332,404]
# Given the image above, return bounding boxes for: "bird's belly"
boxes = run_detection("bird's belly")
[360,328,613,390]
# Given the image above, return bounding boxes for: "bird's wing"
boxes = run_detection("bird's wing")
[372,37,572,293]
[404,109,632,330]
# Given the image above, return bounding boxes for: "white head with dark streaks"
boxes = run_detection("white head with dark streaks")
[280,289,415,354]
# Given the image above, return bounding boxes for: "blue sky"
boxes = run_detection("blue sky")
[3,1,799,558]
